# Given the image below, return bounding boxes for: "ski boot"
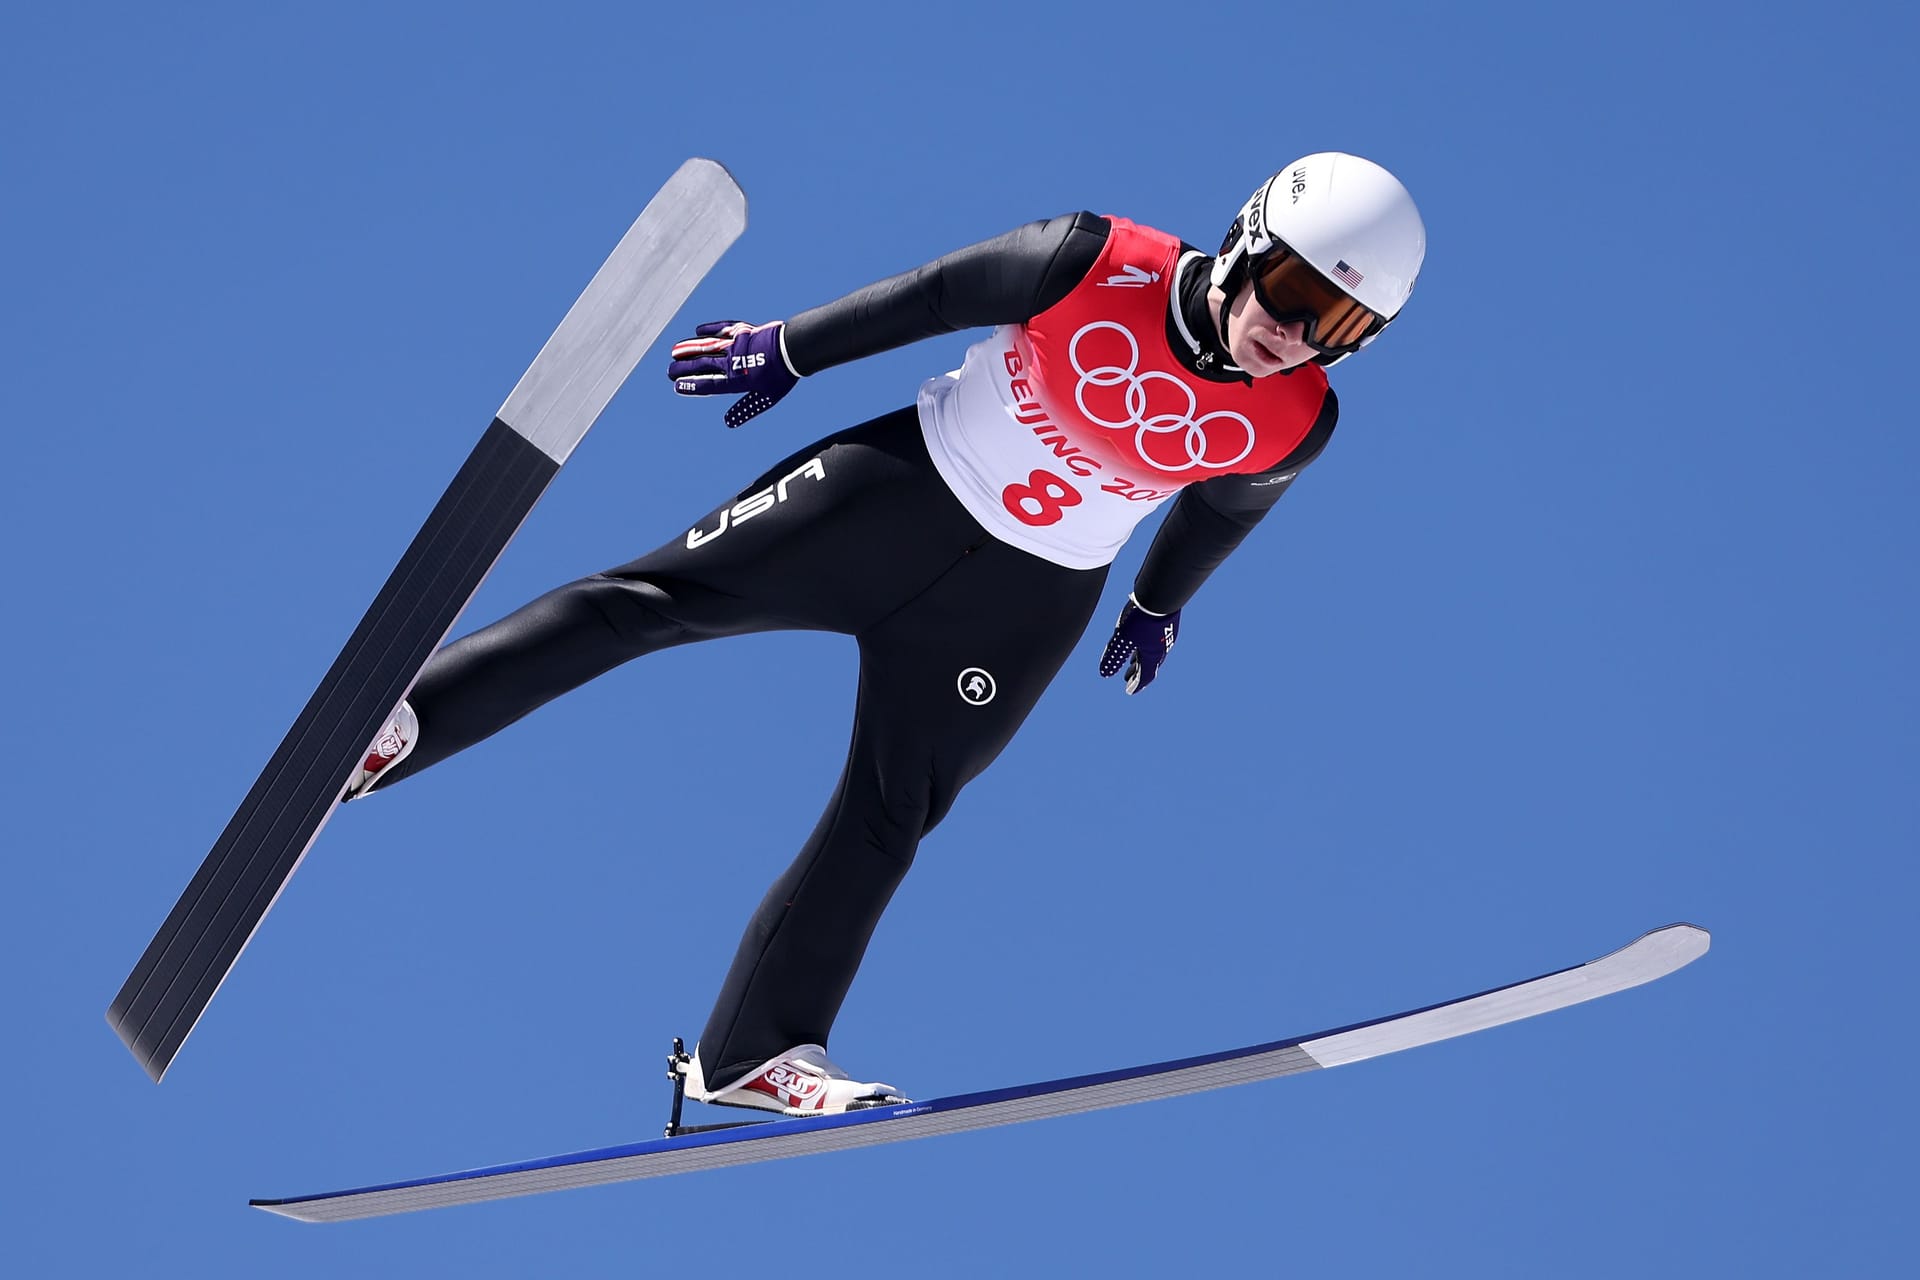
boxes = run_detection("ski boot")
[343,701,417,799]
[669,1039,907,1124]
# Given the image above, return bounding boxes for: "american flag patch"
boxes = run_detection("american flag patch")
[1331,259,1364,288]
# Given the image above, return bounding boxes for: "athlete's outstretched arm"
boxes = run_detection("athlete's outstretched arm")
[1130,390,1341,615]
[780,212,1111,375]
[669,214,1110,426]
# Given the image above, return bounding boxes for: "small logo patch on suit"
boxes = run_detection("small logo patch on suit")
[957,668,997,706]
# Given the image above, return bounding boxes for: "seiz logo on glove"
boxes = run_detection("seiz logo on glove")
[668,320,799,427]
[1098,594,1182,695]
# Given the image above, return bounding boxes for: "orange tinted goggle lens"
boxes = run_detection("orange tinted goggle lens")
[1250,249,1383,352]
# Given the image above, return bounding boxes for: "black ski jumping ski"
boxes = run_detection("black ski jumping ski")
[108,158,747,1081]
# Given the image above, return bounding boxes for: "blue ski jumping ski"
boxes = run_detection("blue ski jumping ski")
[253,923,1708,1222]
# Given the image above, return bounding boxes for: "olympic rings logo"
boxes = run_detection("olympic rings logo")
[1068,322,1255,473]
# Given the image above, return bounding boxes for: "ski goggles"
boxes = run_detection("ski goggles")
[1247,245,1390,356]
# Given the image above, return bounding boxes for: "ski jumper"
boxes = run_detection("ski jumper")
[374,213,1340,1091]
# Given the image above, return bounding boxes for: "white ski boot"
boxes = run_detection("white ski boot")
[343,701,417,799]
[683,1043,908,1117]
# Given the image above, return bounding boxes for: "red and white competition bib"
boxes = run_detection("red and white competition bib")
[918,218,1328,568]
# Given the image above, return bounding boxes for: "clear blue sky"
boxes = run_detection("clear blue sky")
[5,2,1914,1274]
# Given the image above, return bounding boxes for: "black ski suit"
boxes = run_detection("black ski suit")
[374,213,1337,1090]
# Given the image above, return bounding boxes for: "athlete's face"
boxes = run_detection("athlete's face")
[1210,280,1319,375]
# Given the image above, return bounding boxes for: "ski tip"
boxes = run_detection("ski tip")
[681,155,740,185]
[674,157,747,224]
[1616,922,1711,975]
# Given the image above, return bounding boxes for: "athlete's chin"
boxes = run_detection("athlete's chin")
[1238,344,1310,377]
[1235,346,1277,376]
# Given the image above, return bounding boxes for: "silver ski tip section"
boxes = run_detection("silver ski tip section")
[499,156,748,466]
[1618,921,1711,972]
[1298,923,1710,1071]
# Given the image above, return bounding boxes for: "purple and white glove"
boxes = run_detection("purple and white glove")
[667,320,800,427]
[1098,595,1182,695]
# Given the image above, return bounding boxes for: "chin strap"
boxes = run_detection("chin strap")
[1213,256,1243,357]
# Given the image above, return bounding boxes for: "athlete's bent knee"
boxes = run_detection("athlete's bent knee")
[861,787,937,870]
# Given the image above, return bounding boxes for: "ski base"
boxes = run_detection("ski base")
[252,923,1708,1222]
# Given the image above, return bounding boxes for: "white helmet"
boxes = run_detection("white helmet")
[1211,152,1426,365]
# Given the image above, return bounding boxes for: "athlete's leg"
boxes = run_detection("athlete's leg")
[696,536,1108,1087]
[376,408,967,785]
